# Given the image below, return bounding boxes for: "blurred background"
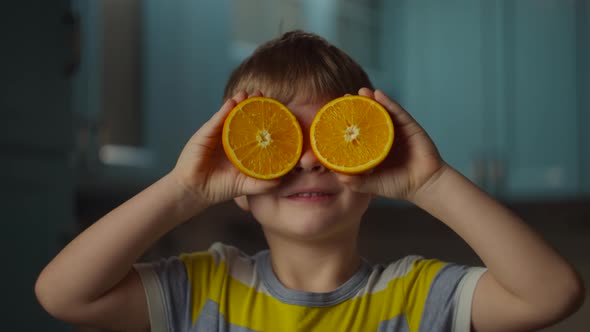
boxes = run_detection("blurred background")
[1,0,588,330]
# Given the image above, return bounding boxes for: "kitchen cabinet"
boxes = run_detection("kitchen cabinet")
[142,0,232,172]
[72,0,234,194]
[76,0,588,200]
[0,158,74,331]
[0,1,74,330]
[502,0,581,199]
[580,0,590,196]
[377,0,587,200]
[379,0,487,183]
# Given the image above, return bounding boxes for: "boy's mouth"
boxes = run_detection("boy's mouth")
[284,188,337,202]
[288,192,333,198]
[286,192,336,202]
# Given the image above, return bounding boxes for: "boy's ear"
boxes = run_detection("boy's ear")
[233,196,250,211]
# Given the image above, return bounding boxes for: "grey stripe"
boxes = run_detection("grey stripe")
[193,299,259,332]
[377,314,410,332]
[255,250,372,307]
[418,264,468,332]
[140,257,193,332]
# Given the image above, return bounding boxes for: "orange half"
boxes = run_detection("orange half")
[310,95,394,174]
[222,97,303,180]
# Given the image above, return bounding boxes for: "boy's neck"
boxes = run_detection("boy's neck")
[264,232,362,293]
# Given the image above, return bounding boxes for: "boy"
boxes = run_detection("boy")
[35,31,583,331]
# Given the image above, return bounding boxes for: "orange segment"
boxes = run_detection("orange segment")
[222,97,303,179]
[310,95,394,174]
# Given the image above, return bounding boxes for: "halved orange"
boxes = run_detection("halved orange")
[310,95,394,174]
[222,97,303,180]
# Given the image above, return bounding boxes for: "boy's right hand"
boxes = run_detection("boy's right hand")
[170,91,281,209]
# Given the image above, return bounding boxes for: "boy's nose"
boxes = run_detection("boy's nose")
[293,144,327,173]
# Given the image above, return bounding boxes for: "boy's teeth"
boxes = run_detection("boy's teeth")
[294,192,327,197]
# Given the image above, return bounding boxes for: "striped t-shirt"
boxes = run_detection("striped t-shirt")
[135,242,485,332]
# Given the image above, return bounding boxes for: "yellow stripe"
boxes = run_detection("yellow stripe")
[182,252,445,331]
[180,252,216,323]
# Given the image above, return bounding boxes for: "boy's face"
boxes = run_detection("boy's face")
[234,96,373,242]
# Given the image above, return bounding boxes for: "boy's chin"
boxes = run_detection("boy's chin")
[260,218,359,243]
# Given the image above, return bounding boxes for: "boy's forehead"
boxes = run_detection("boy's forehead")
[286,96,328,113]
[255,83,339,106]
[285,97,329,127]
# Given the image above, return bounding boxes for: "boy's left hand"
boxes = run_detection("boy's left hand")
[336,88,446,202]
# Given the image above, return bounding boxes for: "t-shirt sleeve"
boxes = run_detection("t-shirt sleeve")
[134,256,193,332]
[408,260,486,332]
[133,244,226,332]
[450,266,487,332]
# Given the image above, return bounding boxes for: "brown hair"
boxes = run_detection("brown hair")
[223,30,373,104]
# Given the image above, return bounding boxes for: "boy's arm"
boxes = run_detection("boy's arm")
[413,165,585,332]
[340,88,584,332]
[35,91,278,331]
[35,174,205,331]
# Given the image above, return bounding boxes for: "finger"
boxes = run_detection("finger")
[374,89,417,127]
[250,90,263,98]
[232,91,248,104]
[358,87,375,99]
[189,97,237,146]
[206,98,236,131]
[198,90,247,137]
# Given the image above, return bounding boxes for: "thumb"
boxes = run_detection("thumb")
[191,91,250,148]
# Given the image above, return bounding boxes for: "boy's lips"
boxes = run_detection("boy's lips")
[283,187,339,202]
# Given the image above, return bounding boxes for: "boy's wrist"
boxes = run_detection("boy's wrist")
[161,172,210,223]
[409,162,455,208]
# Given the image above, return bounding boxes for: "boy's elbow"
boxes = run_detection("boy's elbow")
[35,273,77,322]
[543,267,586,322]
[518,268,585,330]
[559,268,585,316]
[35,274,62,319]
